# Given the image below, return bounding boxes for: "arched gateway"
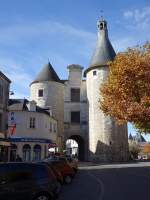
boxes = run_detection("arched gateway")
[66,135,85,161]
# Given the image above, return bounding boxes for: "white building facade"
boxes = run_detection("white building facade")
[8,99,58,161]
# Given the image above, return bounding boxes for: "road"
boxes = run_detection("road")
[58,162,150,200]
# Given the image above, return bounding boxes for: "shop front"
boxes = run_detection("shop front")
[0,138,11,162]
[10,137,57,161]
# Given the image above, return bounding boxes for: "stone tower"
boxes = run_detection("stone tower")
[85,18,129,162]
[30,62,64,150]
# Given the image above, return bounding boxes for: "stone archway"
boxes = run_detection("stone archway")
[66,135,85,161]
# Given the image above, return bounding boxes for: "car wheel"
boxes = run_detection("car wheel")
[34,194,50,200]
[64,175,72,184]
[57,181,62,193]
[73,168,78,173]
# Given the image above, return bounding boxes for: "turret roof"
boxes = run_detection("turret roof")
[31,62,61,85]
[84,18,116,75]
[129,133,133,140]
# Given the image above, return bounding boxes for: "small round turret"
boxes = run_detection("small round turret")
[30,62,64,150]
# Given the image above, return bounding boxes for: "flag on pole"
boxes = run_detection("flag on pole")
[10,124,16,136]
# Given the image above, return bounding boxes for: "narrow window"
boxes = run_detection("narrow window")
[71,111,80,123]
[53,124,57,132]
[29,117,36,128]
[93,71,97,76]
[71,88,80,102]
[38,89,43,97]
[0,84,3,103]
[100,23,103,30]
[0,114,2,132]
[50,122,52,132]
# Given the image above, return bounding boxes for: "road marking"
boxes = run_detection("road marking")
[87,170,105,200]
[79,162,150,170]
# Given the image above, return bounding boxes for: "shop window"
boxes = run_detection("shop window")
[33,144,41,161]
[10,144,17,162]
[23,144,31,161]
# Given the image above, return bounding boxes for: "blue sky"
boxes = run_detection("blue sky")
[0,0,149,138]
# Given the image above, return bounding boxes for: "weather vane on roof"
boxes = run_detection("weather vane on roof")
[100,10,104,20]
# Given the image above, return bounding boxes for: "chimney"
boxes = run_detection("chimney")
[27,100,36,112]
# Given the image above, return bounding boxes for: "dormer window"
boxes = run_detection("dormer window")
[38,89,43,97]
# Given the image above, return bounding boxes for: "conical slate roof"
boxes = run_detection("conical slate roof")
[31,62,61,85]
[129,133,133,140]
[135,133,146,143]
[84,19,116,75]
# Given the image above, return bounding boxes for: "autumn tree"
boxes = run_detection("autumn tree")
[100,43,150,133]
[129,142,141,160]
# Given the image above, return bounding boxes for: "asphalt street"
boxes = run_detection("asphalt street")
[58,162,150,200]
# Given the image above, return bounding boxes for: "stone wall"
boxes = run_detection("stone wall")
[86,66,129,161]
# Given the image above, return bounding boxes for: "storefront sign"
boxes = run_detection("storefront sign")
[10,137,53,144]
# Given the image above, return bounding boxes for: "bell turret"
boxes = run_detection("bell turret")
[84,18,116,76]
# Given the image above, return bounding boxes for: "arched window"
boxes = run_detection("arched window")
[10,144,17,161]
[33,144,41,161]
[23,144,31,161]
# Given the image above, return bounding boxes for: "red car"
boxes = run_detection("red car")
[44,158,75,184]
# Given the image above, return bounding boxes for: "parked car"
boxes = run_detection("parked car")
[0,162,60,200]
[44,157,75,184]
[38,161,63,184]
[45,155,78,173]
[65,155,78,173]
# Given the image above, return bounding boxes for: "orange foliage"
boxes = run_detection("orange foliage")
[100,43,150,133]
